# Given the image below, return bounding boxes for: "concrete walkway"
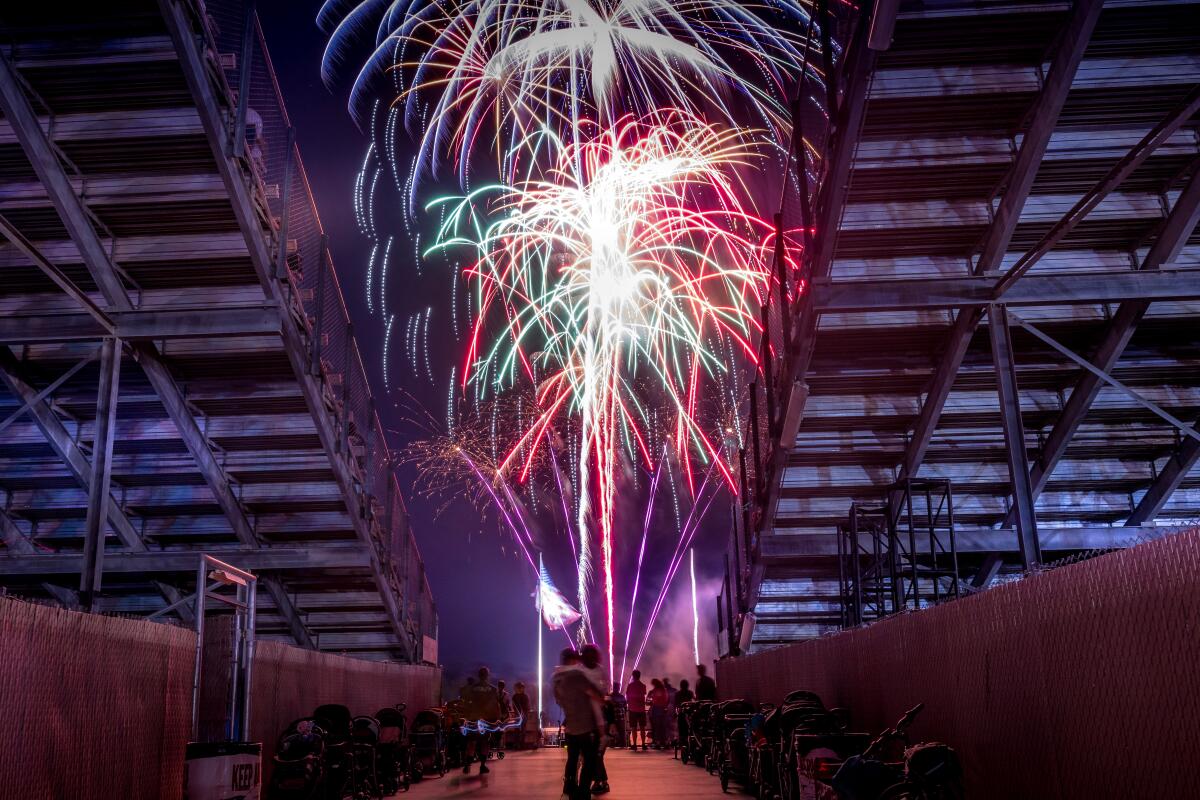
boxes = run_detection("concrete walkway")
[399,747,728,799]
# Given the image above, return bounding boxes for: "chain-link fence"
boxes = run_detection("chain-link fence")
[198,0,436,655]
[717,525,1200,798]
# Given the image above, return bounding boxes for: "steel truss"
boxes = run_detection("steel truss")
[726,0,1200,649]
[0,0,435,662]
[839,479,960,628]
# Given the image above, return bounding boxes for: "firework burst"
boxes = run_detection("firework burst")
[427,112,798,677]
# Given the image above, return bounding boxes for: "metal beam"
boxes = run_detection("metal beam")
[160,0,413,661]
[0,214,115,330]
[132,345,315,649]
[989,305,1040,566]
[0,51,133,309]
[992,86,1200,298]
[0,508,35,554]
[0,41,314,649]
[0,107,203,146]
[1126,420,1200,525]
[0,347,144,550]
[0,346,98,436]
[79,337,121,610]
[0,545,371,576]
[0,305,282,345]
[758,525,1174,557]
[1007,169,1200,527]
[42,583,79,608]
[1008,311,1200,442]
[152,579,195,624]
[889,0,1103,492]
[814,266,1200,312]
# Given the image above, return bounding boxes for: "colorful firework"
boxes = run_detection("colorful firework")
[426,113,796,679]
[325,0,818,678]
[322,0,822,194]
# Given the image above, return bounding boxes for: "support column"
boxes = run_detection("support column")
[988,306,1040,567]
[80,337,121,610]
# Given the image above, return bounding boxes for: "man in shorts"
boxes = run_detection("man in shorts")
[624,669,648,751]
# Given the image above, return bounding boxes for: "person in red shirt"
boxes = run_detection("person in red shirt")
[624,670,648,751]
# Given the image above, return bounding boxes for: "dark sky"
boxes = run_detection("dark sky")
[255,2,726,691]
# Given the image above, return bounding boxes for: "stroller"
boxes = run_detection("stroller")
[409,708,448,780]
[268,718,328,800]
[314,703,353,790]
[313,704,380,800]
[376,705,410,794]
[711,699,756,792]
[686,701,715,768]
[347,715,382,799]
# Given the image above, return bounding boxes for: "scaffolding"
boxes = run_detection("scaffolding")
[839,479,961,628]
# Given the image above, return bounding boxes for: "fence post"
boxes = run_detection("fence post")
[275,126,296,280]
[760,305,776,436]
[739,447,752,571]
[340,323,352,456]
[310,234,328,376]
[363,398,376,519]
[774,212,792,343]
[232,1,255,158]
[749,383,762,502]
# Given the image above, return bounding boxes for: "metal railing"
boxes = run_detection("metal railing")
[723,0,867,655]
[198,0,437,657]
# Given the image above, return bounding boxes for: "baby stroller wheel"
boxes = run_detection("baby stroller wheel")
[497,751,505,760]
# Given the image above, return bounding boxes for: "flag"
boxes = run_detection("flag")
[538,564,582,630]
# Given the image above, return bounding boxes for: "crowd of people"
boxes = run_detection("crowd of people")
[450,650,718,798]
[553,644,718,799]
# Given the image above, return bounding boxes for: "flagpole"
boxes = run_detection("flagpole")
[537,551,544,743]
[690,548,700,667]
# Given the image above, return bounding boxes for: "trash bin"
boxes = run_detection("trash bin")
[184,741,261,800]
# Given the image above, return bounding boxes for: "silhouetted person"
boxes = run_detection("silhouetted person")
[512,682,532,749]
[580,644,611,794]
[625,669,648,750]
[675,679,694,746]
[463,666,500,774]
[554,649,600,800]
[648,678,669,748]
[696,664,717,701]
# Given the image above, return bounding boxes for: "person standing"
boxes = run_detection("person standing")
[648,678,669,749]
[580,644,611,795]
[553,649,601,800]
[495,679,513,752]
[674,679,694,752]
[663,678,678,748]
[696,664,717,701]
[625,670,648,750]
[497,680,513,720]
[511,682,532,750]
[463,667,501,774]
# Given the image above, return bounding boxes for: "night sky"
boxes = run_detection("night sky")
[256,2,725,692]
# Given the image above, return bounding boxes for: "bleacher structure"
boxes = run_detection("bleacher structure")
[721,0,1200,652]
[0,0,436,662]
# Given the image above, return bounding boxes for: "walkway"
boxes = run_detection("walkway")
[399,747,727,799]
